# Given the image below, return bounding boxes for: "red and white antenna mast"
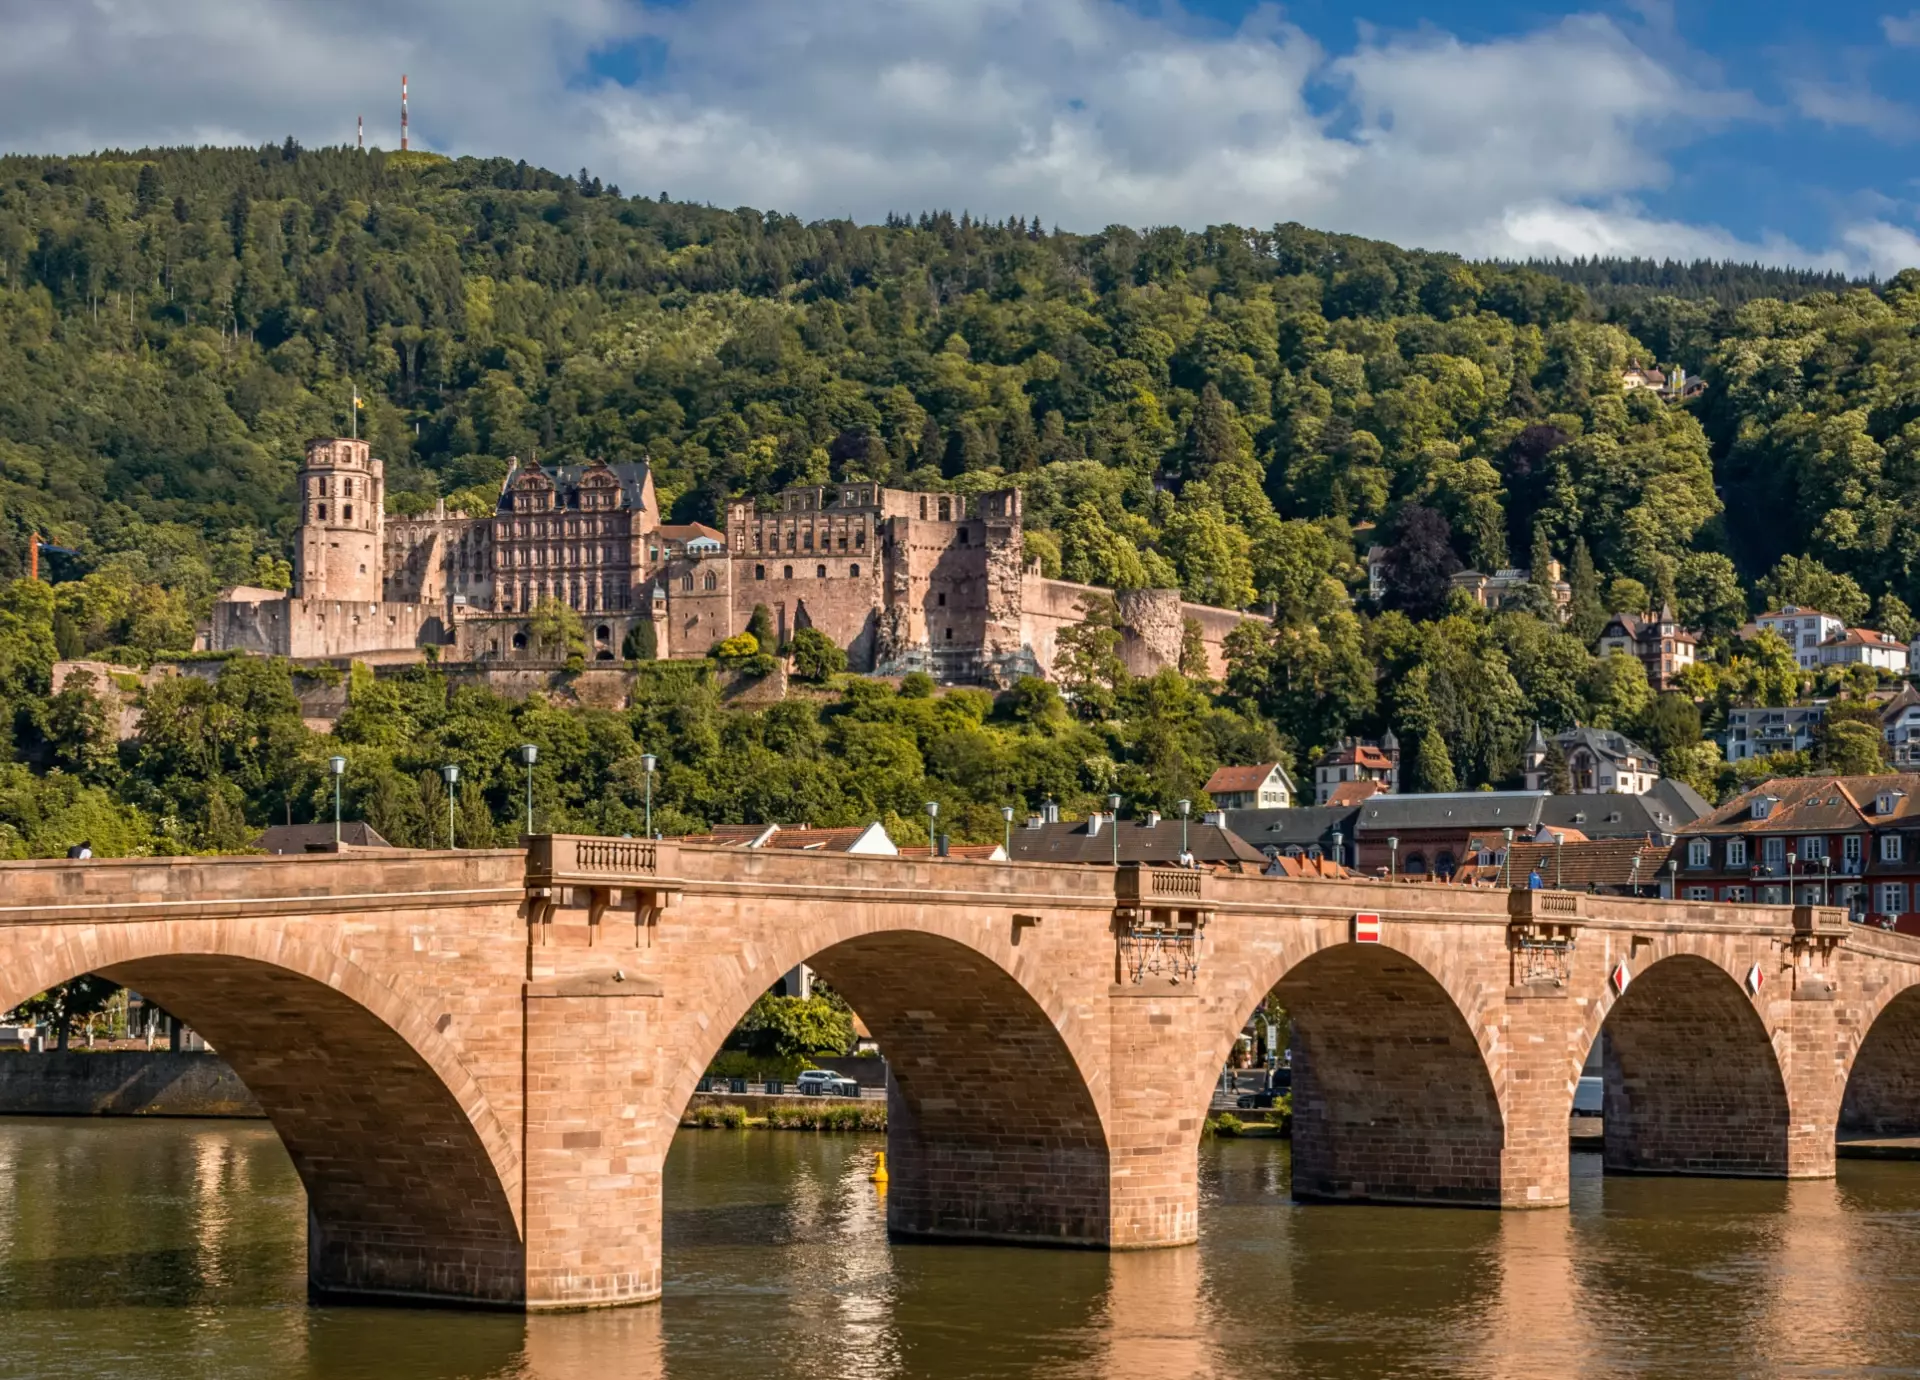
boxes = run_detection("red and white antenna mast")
[357,114,364,151]
[401,75,409,151]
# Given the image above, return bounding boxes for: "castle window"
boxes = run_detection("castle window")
[704,571,717,591]
[958,526,969,545]
[816,564,826,579]
[755,564,766,581]
[849,564,860,578]
[343,505,353,520]
[804,530,814,550]
[681,574,694,591]
[855,530,865,548]
[939,498,952,521]
[784,565,793,580]
[946,627,953,641]
[317,504,327,520]
[838,536,847,551]
[920,497,928,519]
[513,632,528,650]
[937,592,946,607]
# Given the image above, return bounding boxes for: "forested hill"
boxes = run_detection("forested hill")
[1,144,1919,787]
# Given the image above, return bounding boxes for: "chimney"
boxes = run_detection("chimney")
[1087,814,1103,837]
[1145,810,1161,828]
[1026,813,1043,830]
[1043,799,1060,824]
[936,834,949,858]
[1203,810,1227,827]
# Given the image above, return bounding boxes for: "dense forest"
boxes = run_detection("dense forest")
[0,142,1916,856]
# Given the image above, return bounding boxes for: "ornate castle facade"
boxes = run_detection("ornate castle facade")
[210,439,1256,681]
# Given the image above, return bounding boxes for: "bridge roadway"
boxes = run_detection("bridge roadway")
[3,837,1919,1309]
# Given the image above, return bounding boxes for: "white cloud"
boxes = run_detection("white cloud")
[1790,80,1920,141]
[1883,10,1920,45]
[0,0,1912,275]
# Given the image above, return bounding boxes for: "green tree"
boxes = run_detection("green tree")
[527,598,587,662]
[789,627,847,682]
[1411,726,1458,793]
[1756,555,1869,626]
[1054,595,1128,721]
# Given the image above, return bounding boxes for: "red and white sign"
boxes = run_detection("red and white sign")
[1352,912,1382,944]
[1746,962,1766,997]
[1610,960,1632,996]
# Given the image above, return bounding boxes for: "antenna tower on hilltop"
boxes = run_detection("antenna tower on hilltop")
[357,114,364,151]
[401,75,409,151]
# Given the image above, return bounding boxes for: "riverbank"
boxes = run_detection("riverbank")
[682,1095,885,1130]
[0,1051,262,1116]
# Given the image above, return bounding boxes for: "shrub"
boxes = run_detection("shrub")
[789,627,847,682]
[1206,1113,1244,1138]
[686,1102,749,1129]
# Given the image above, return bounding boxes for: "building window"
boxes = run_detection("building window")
[1800,835,1828,861]
[849,563,860,578]
[945,627,953,641]
[1763,837,1785,868]
[1844,834,1864,867]
[1724,886,1750,903]
[937,592,947,607]
[938,497,951,521]
[816,564,826,579]
[1881,883,1909,916]
[1687,838,1710,868]
[1685,886,1712,901]
[704,571,718,591]
[755,564,766,581]
[317,504,327,520]
[343,505,353,520]
[784,565,793,580]
[804,530,814,550]
[855,530,865,549]
[1885,834,1905,863]
[681,574,694,591]
[1727,839,1748,867]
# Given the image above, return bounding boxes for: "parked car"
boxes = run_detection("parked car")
[1573,1075,1604,1116]
[795,1069,860,1098]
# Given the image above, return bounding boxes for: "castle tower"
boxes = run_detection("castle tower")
[295,438,385,602]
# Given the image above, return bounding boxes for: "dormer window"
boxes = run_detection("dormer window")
[1752,797,1777,821]
[1879,791,1906,815]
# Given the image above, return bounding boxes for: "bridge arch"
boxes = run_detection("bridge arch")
[1202,925,1507,1207]
[2,924,524,1305]
[1838,982,1920,1140]
[660,905,1113,1245]
[1586,953,1790,1176]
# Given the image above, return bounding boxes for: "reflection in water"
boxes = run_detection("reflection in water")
[11,1124,1920,1378]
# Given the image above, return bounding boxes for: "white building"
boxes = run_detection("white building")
[1819,628,1910,674]
[1750,606,1846,670]
[1726,705,1825,763]
[1203,762,1296,811]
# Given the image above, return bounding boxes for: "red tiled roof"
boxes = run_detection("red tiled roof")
[1325,780,1387,807]
[658,522,725,544]
[1679,774,1920,836]
[896,844,1005,861]
[1205,763,1281,794]
[1822,628,1902,648]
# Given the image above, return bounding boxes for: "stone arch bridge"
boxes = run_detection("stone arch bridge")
[4,838,1920,1310]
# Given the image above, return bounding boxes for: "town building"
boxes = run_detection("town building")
[1884,686,1920,768]
[1221,806,1362,871]
[1202,762,1296,811]
[1521,726,1662,795]
[1006,809,1269,872]
[1447,562,1572,618]
[1819,628,1910,674]
[1673,773,1920,930]
[1313,735,1400,804]
[1725,705,1825,762]
[1455,836,1676,896]
[211,442,1262,686]
[1597,606,1698,690]
[1748,606,1846,670]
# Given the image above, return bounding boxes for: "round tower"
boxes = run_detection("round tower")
[295,438,385,603]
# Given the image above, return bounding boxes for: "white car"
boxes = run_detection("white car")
[795,1069,860,1098]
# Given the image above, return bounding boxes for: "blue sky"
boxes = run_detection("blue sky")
[3,0,1916,273]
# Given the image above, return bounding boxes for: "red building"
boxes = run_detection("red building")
[1672,774,1920,930]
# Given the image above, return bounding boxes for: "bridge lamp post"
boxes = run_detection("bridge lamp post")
[328,755,346,848]
[1667,857,1678,900]
[1788,850,1798,905]
[1108,793,1122,867]
[1001,805,1014,858]
[1821,855,1831,906]
[1331,828,1344,873]
[925,800,939,851]
[441,764,460,850]
[1179,799,1192,859]
[1554,831,1565,889]
[1388,836,1398,881]
[519,744,538,836]
[641,754,657,838]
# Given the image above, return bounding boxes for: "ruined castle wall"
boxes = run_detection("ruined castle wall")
[661,554,737,659]
[732,550,885,667]
[386,515,493,608]
[212,597,450,660]
[1018,577,1262,681]
[1179,601,1262,680]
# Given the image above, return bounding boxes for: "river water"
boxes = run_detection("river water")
[5,1119,1920,1379]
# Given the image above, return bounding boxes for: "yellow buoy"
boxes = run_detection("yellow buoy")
[870,1150,889,1184]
